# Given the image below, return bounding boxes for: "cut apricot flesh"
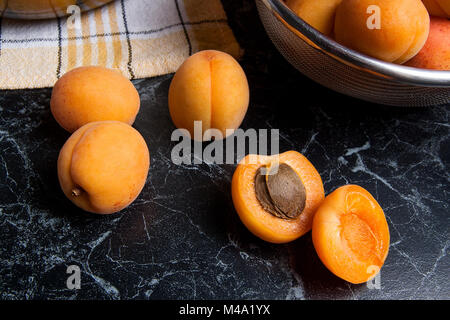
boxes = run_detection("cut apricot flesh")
[312,185,390,284]
[231,151,325,243]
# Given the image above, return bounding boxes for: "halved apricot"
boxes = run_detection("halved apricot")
[231,151,325,244]
[312,185,390,284]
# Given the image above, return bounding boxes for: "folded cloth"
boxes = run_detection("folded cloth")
[0,0,241,89]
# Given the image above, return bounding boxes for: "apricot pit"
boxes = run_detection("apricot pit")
[255,163,306,220]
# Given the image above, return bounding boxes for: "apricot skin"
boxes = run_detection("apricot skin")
[285,0,343,36]
[51,66,140,133]
[334,0,430,64]
[422,0,450,18]
[168,50,249,141]
[57,121,150,214]
[405,17,450,70]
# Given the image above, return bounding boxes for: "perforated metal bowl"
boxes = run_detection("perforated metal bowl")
[0,0,114,20]
[256,0,450,106]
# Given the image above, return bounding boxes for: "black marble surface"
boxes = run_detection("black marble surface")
[0,0,449,300]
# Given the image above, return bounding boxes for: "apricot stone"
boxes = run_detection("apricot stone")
[57,121,150,214]
[168,50,249,141]
[285,0,343,36]
[51,66,140,133]
[422,0,450,18]
[334,0,430,64]
[405,17,450,70]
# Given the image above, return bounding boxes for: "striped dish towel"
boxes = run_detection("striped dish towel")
[0,0,241,89]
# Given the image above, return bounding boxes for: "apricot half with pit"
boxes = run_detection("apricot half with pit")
[51,66,140,133]
[57,121,150,214]
[168,50,249,141]
[231,151,325,243]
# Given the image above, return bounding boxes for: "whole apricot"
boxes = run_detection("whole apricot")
[58,121,150,214]
[405,17,450,70]
[334,0,430,64]
[285,0,343,36]
[168,50,249,141]
[422,0,450,18]
[51,66,140,133]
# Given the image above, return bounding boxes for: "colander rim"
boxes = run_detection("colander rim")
[262,0,450,87]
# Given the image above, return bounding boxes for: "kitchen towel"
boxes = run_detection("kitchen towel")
[0,0,241,89]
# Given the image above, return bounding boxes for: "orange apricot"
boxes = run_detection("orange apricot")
[312,185,390,284]
[57,121,150,214]
[285,0,343,36]
[422,0,450,18]
[168,50,249,141]
[231,151,325,244]
[405,16,450,70]
[51,66,140,133]
[334,0,430,64]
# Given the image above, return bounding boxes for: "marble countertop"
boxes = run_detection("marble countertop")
[0,0,448,300]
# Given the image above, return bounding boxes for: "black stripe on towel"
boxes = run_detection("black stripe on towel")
[56,17,62,79]
[121,0,135,80]
[0,17,2,57]
[2,19,228,44]
[175,0,192,56]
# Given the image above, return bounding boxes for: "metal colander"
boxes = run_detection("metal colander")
[256,0,450,107]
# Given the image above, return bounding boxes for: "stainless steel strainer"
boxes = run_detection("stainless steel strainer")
[256,0,450,107]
